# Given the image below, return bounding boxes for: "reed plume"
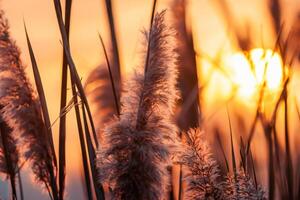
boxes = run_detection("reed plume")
[180,128,224,200]
[0,118,18,175]
[97,10,181,200]
[171,0,200,130]
[0,10,23,199]
[85,64,116,138]
[223,170,266,200]
[0,9,57,199]
[0,115,18,200]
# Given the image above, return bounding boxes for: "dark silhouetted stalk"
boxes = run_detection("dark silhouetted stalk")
[58,0,73,199]
[104,0,121,99]
[98,34,120,116]
[81,104,105,200]
[216,130,229,172]
[265,125,274,200]
[24,25,59,200]
[143,0,157,74]
[284,87,293,198]
[70,75,93,200]
[24,24,57,169]
[52,0,99,149]
[227,107,237,175]
[17,171,24,200]
[249,148,258,189]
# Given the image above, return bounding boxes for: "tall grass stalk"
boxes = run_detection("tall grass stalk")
[24,25,57,169]
[17,171,24,200]
[24,24,59,200]
[81,104,105,200]
[70,75,93,200]
[52,0,99,149]
[104,0,121,100]
[58,0,73,199]
[98,34,120,116]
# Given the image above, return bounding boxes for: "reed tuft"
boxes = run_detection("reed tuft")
[223,170,267,200]
[97,10,181,200]
[180,128,224,200]
[0,8,57,198]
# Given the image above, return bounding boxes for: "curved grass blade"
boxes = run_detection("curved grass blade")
[98,34,120,116]
[104,0,121,98]
[24,23,57,169]
[24,22,59,200]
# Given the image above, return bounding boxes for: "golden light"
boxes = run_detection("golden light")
[203,48,284,103]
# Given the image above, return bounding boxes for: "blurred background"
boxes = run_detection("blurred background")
[0,0,300,199]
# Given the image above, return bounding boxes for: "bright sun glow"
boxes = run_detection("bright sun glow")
[223,48,283,98]
[202,48,285,104]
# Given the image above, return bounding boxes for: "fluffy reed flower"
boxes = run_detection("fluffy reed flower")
[0,10,22,199]
[85,64,116,138]
[180,128,224,200]
[223,170,266,200]
[0,117,18,199]
[0,9,56,194]
[171,0,199,130]
[0,121,18,175]
[97,10,180,200]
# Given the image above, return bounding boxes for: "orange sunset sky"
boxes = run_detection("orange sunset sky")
[1,0,300,199]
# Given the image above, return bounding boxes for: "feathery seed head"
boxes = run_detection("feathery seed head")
[0,9,55,190]
[223,170,267,200]
[97,10,181,200]
[180,128,224,200]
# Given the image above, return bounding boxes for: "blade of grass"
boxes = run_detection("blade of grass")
[239,136,246,171]
[143,0,157,74]
[104,0,121,91]
[82,104,105,200]
[24,23,59,200]
[17,171,24,200]
[273,126,287,197]
[249,148,258,189]
[58,0,73,199]
[70,76,93,200]
[264,124,274,200]
[226,106,236,175]
[52,0,99,149]
[24,23,57,169]
[215,130,229,172]
[284,87,293,197]
[51,96,80,128]
[98,33,120,116]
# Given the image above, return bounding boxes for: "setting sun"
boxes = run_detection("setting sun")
[225,48,283,98]
[204,48,284,101]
